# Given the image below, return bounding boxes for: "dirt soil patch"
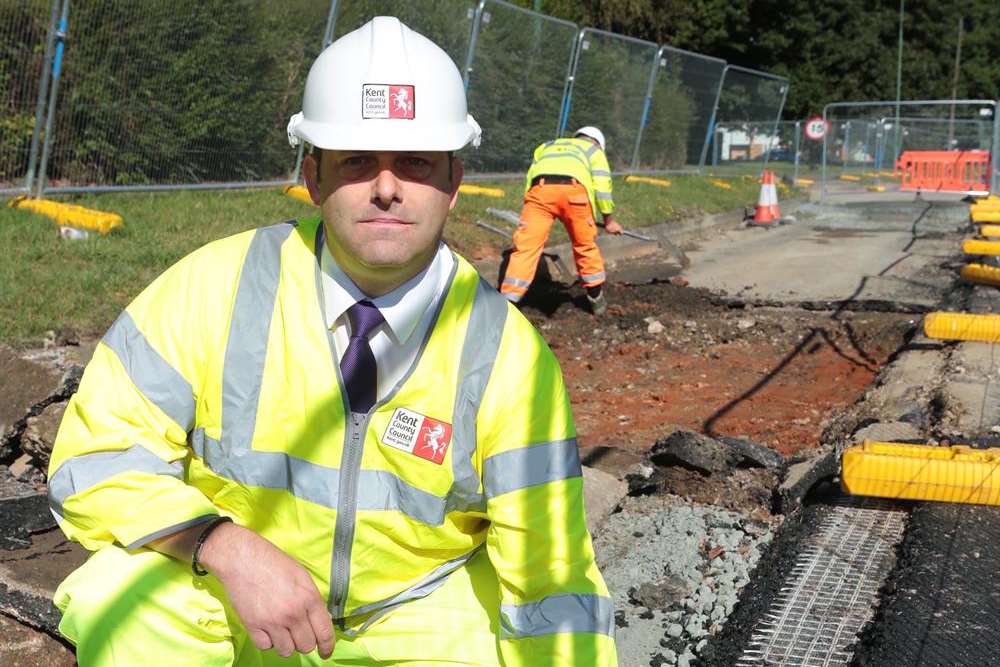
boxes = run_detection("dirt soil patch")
[518,272,914,511]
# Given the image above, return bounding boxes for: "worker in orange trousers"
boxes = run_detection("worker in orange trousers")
[501,126,623,314]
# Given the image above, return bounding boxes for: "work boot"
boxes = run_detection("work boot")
[587,291,607,316]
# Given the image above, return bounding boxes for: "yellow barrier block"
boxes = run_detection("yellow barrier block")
[963,238,1000,255]
[867,185,886,192]
[971,194,1000,209]
[978,224,1000,237]
[458,184,505,198]
[924,311,1000,342]
[972,209,1000,223]
[838,174,861,182]
[960,263,1000,287]
[283,185,315,206]
[708,178,732,190]
[7,196,122,235]
[842,440,1000,505]
[625,175,672,187]
[794,178,815,186]
[878,171,900,178]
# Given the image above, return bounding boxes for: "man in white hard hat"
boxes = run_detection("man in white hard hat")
[500,127,623,315]
[49,16,617,666]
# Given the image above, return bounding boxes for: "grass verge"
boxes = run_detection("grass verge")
[1,174,781,344]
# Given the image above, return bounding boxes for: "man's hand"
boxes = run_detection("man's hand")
[198,523,335,659]
[603,220,623,235]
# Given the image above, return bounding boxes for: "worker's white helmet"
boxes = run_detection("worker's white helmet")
[287,16,481,151]
[574,126,606,150]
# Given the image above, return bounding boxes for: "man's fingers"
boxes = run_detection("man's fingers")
[288,621,318,656]
[249,628,272,651]
[268,627,296,658]
[308,602,336,658]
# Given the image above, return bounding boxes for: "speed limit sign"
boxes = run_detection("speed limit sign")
[804,117,828,140]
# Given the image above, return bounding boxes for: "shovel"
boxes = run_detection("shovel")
[597,223,691,269]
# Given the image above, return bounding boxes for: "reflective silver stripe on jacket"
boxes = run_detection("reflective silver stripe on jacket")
[591,169,611,178]
[500,593,615,639]
[218,222,296,464]
[192,428,482,527]
[483,438,581,499]
[595,191,613,201]
[103,310,195,431]
[584,144,600,158]
[48,444,183,519]
[579,272,606,283]
[445,278,508,516]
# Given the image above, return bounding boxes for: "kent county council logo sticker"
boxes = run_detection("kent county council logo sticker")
[381,407,452,464]
[362,84,415,120]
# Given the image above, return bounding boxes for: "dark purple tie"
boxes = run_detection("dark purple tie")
[340,300,384,414]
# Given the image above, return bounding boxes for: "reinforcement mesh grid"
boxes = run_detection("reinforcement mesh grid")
[737,497,906,666]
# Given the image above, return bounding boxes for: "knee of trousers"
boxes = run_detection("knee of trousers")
[56,545,237,666]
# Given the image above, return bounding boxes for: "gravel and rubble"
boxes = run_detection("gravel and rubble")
[594,493,776,667]
[587,425,792,666]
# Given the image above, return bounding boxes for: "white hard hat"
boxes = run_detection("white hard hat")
[287,16,481,151]
[574,126,606,150]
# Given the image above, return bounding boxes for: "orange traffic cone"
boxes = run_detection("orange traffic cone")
[748,170,781,226]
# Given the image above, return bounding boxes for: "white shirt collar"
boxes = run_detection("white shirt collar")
[320,241,452,344]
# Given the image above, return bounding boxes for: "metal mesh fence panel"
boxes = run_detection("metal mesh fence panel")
[39,0,329,193]
[714,120,813,181]
[893,117,993,152]
[563,28,657,171]
[0,0,55,194]
[821,100,999,198]
[462,0,577,175]
[331,0,475,79]
[711,120,792,176]
[708,66,788,177]
[636,46,724,172]
[767,120,805,180]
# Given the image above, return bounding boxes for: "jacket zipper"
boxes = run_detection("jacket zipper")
[330,410,370,617]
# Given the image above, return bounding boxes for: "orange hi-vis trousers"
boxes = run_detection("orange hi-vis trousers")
[501,181,606,302]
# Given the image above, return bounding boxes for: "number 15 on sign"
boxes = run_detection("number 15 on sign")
[804,117,828,141]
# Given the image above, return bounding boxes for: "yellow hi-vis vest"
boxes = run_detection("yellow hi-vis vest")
[525,137,615,216]
[48,217,616,664]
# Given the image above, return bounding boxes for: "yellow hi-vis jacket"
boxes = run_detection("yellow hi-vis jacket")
[48,217,616,664]
[525,137,615,217]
